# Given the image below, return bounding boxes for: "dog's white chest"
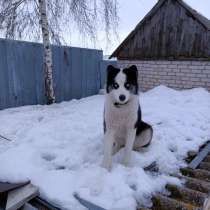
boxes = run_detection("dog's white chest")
[104,96,138,130]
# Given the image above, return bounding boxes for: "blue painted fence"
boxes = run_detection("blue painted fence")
[0,39,116,110]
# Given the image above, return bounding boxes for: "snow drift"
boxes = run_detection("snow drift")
[0,86,210,210]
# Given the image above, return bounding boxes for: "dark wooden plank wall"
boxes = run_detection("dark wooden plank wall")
[118,0,210,60]
[0,39,112,110]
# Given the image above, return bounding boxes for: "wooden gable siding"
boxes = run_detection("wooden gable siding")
[113,0,210,60]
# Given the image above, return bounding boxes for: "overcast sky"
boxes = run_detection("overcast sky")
[69,0,210,55]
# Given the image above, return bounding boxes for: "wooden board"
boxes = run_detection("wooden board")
[21,203,38,210]
[0,192,8,210]
[203,196,210,210]
[30,197,62,210]
[0,181,30,193]
[188,142,210,169]
[6,183,39,210]
[74,193,107,210]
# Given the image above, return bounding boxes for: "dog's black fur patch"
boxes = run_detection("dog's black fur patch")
[103,113,106,133]
[135,106,153,148]
[135,106,142,135]
[106,65,120,93]
[123,65,138,94]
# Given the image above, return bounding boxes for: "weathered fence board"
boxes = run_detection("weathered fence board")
[0,39,115,110]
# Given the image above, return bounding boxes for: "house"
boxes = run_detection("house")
[110,0,210,92]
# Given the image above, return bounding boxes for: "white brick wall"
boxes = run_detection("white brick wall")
[118,60,210,92]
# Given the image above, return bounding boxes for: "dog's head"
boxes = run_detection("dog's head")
[106,65,138,107]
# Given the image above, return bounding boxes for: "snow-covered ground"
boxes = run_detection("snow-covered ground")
[0,86,210,210]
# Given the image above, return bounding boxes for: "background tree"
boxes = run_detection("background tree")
[0,0,119,104]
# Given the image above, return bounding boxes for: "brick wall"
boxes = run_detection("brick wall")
[118,60,210,92]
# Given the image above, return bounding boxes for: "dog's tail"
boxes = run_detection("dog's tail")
[134,121,153,150]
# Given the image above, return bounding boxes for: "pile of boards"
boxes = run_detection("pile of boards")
[0,181,60,210]
[0,181,38,210]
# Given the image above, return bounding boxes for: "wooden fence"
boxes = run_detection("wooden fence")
[0,39,115,110]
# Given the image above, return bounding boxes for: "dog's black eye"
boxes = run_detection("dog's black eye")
[125,83,131,89]
[113,83,119,89]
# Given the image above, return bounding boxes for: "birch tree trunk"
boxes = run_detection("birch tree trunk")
[38,0,55,104]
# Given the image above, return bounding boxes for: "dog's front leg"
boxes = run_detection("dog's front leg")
[122,129,136,166]
[102,130,114,171]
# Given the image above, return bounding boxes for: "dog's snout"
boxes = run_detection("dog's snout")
[119,95,126,102]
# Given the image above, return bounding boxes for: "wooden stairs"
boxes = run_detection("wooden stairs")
[139,141,210,210]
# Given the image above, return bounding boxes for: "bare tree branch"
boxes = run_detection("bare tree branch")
[0,0,119,46]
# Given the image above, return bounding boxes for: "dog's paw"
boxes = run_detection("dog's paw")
[121,157,131,167]
[101,160,112,171]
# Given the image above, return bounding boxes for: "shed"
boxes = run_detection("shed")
[110,0,210,91]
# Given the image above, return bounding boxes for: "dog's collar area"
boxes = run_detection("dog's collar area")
[114,101,129,108]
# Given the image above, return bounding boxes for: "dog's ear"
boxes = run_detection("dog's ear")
[106,65,120,93]
[107,65,116,73]
[127,65,138,79]
[129,65,138,73]
[106,65,119,78]
[123,65,138,93]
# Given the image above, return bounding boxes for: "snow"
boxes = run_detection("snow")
[0,85,210,210]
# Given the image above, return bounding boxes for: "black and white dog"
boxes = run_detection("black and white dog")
[102,65,153,170]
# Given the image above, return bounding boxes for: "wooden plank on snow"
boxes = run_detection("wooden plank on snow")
[0,181,30,193]
[6,183,39,210]
[21,203,38,210]
[0,192,8,210]
[203,196,210,210]
[74,193,107,210]
[30,196,62,210]
[188,142,210,169]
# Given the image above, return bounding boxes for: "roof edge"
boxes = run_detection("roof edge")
[177,0,210,30]
[109,0,166,59]
[110,0,210,59]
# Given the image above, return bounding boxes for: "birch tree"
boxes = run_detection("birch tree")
[0,0,119,104]
[39,0,55,104]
